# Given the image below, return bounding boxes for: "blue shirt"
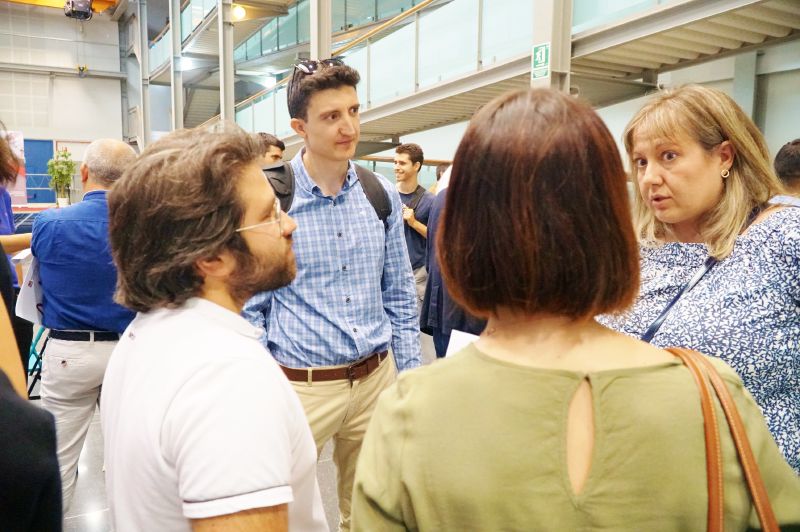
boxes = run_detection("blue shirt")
[0,188,17,287]
[243,151,421,371]
[31,190,135,333]
[598,208,800,473]
[771,194,800,207]
[399,188,434,270]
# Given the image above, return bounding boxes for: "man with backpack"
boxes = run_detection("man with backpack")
[394,143,435,314]
[243,59,421,532]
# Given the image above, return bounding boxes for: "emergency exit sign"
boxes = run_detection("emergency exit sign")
[531,42,551,80]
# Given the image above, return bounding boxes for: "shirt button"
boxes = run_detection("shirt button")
[337,232,342,237]
[342,265,347,271]
[346,297,351,303]
[353,328,358,333]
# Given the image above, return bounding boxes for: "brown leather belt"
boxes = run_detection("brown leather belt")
[280,351,388,384]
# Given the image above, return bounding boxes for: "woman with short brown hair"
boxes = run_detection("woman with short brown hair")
[350,89,800,531]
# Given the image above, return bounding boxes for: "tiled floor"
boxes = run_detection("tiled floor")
[36,332,436,532]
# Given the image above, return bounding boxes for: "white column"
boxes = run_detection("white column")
[310,0,332,60]
[733,51,758,119]
[137,0,151,146]
[218,0,235,122]
[530,0,572,92]
[169,0,184,129]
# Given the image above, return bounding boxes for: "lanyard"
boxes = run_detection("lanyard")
[640,205,763,343]
[641,256,717,342]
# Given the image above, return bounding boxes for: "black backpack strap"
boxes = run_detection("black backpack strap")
[408,185,426,211]
[354,164,392,230]
[263,162,295,213]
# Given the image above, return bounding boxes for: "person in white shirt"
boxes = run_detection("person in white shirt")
[101,126,327,532]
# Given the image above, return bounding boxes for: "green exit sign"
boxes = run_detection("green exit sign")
[531,42,551,80]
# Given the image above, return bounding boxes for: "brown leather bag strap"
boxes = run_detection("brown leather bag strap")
[667,347,724,532]
[690,352,780,532]
[668,348,780,532]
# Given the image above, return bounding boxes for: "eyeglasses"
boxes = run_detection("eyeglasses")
[236,197,282,234]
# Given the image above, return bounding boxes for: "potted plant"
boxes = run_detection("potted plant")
[47,148,76,207]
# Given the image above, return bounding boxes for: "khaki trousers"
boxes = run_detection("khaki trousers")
[40,337,115,512]
[290,354,397,532]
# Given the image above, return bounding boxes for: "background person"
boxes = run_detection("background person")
[598,85,799,473]
[420,166,485,358]
[394,143,434,315]
[351,88,800,531]
[0,126,33,374]
[428,162,449,195]
[103,126,326,531]
[0,127,62,532]
[32,138,137,510]
[256,132,285,166]
[771,138,800,205]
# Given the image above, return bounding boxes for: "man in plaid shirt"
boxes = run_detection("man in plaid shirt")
[243,60,421,531]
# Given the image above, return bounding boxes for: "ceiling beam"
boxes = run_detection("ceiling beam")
[5,0,116,12]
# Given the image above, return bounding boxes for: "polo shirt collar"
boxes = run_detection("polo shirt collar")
[183,297,262,339]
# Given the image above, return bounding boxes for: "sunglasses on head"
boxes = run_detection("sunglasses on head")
[293,56,345,75]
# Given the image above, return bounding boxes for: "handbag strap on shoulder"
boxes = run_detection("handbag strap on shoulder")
[667,347,779,532]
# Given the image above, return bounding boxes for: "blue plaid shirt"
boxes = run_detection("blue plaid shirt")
[243,151,421,371]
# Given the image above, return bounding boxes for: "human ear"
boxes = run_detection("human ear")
[195,251,236,282]
[718,140,735,170]
[290,118,306,139]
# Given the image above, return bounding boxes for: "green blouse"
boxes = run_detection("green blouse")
[352,344,800,531]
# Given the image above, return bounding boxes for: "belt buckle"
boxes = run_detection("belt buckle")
[346,356,368,385]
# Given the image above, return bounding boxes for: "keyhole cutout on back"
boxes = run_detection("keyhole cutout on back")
[566,377,595,496]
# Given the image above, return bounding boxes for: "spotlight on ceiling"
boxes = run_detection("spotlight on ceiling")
[64,0,93,20]
[232,4,247,20]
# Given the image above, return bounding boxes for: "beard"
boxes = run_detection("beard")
[227,243,296,305]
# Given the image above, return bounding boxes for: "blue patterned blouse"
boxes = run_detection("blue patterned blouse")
[598,208,800,473]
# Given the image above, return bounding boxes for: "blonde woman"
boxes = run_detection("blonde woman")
[599,85,799,473]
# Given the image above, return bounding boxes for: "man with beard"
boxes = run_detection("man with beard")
[101,127,327,532]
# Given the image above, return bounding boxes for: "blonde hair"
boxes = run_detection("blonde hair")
[623,85,784,258]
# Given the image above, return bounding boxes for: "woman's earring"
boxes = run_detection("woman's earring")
[721,169,730,179]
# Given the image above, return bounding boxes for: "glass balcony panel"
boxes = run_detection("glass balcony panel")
[297,0,310,45]
[343,46,368,107]
[246,32,261,60]
[373,162,394,182]
[274,87,293,138]
[332,0,346,32]
[418,0,479,89]
[181,8,192,42]
[261,19,278,55]
[572,0,658,32]
[236,106,254,132]
[234,43,247,62]
[149,29,170,74]
[278,5,298,50]
[253,93,276,134]
[377,0,413,19]
[203,0,215,17]
[368,22,415,105]
[192,0,205,29]
[346,0,377,29]
[481,0,532,66]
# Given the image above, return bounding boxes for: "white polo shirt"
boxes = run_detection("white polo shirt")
[101,298,326,532]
